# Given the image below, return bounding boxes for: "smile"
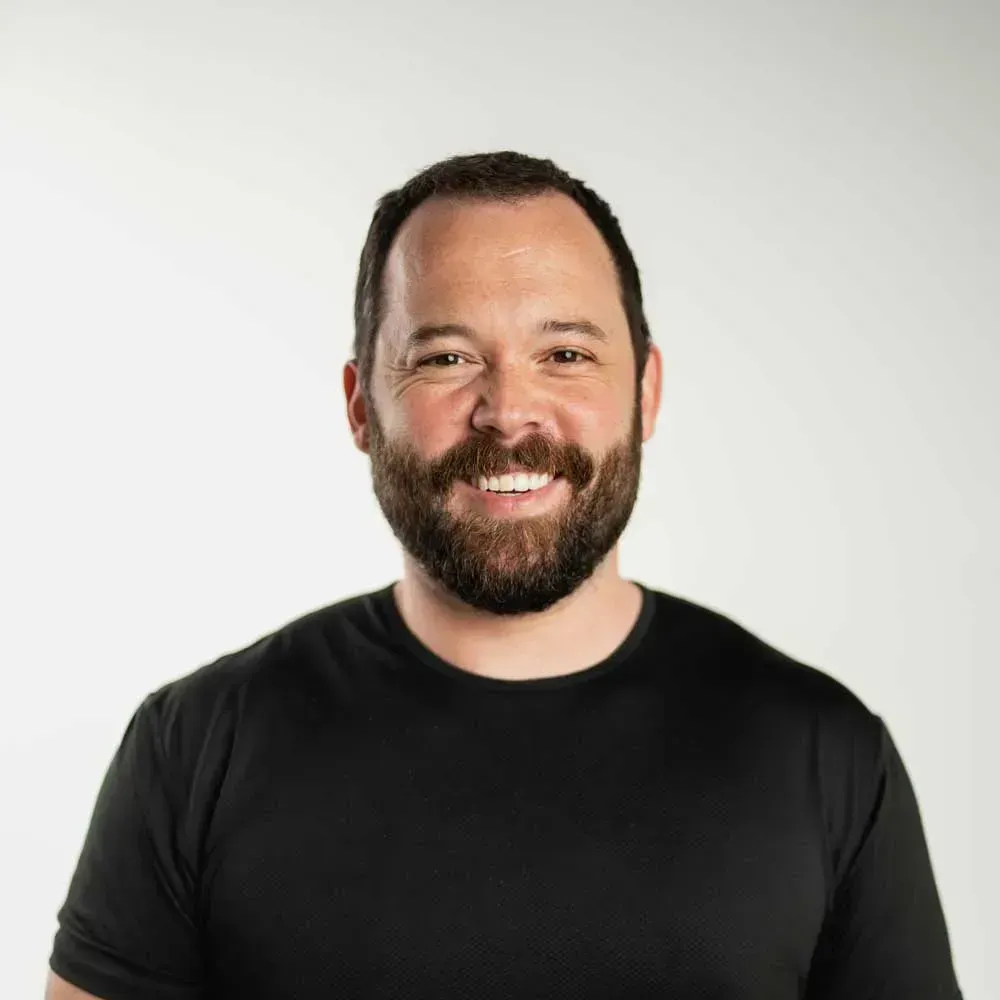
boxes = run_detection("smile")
[472,472,559,495]
[454,473,566,515]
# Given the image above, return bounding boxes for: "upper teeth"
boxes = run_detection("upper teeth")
[477,472,552,493]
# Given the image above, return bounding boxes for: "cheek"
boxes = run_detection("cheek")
[390,388,470,458]
[555,390,631,448]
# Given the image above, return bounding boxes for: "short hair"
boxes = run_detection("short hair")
[352,150,652,395]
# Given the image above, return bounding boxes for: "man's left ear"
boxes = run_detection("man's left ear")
[639,344,663,443]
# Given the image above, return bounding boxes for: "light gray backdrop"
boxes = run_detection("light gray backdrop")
[1,1,994,996]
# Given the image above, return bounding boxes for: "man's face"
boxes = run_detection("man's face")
[348,191,660,614]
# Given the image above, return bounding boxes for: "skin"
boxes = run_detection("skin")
[45,971,99,999]
[344,191,662,681]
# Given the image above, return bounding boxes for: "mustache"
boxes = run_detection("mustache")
[425,433,595,493]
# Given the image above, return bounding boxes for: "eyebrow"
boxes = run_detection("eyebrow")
[402,318,609,353]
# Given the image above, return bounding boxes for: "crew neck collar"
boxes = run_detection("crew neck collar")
[373,581,657,693]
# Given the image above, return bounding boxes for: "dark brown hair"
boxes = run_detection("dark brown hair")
[352,150,652,394]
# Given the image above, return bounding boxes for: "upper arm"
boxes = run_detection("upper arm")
[45,969,106,1000]
[47,695,206,1000]
[805,715,963,998]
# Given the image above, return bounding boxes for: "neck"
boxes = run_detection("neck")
[393,551,643,681]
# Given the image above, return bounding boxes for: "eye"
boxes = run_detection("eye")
[420,353,466,367]
[549,348,589,364]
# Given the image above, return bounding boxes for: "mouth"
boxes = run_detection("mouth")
[471,471,561,495]
[453,470,567,517]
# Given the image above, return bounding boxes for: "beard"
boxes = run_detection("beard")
[366,397,644,615]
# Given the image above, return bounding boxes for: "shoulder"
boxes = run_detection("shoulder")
[136,587,391,764]
[644,587,892,871]
[644,586,884,750]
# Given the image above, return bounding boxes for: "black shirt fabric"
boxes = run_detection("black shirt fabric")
[49,583,963,999]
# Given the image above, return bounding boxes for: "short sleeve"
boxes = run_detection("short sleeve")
[805,715,963,999]
[49,694,205,1000]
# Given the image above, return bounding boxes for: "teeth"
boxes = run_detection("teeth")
[474,472,554,494]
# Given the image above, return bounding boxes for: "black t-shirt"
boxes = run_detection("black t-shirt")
[49,583,963,999]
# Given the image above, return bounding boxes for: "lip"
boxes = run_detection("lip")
[455,474,566,515]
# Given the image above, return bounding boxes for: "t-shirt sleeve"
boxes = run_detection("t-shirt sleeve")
[805,714,963,999]
[49,694,205,1000]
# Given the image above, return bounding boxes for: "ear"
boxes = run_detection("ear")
[639,344,662,444]
[343,360,371,454]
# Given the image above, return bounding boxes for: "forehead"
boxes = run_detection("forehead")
[380,192,624,329]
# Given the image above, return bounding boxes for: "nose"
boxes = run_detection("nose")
[469,363,547,440]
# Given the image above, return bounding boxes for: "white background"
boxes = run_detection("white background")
[1,1,995,996]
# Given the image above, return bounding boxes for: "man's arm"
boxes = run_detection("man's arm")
[45,969,105,1000]
[47,694,206,1000]
[805,715,963,997]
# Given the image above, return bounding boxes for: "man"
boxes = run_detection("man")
[47,151,963,998]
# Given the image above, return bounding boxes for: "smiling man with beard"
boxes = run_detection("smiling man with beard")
[47,151,964,1000]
